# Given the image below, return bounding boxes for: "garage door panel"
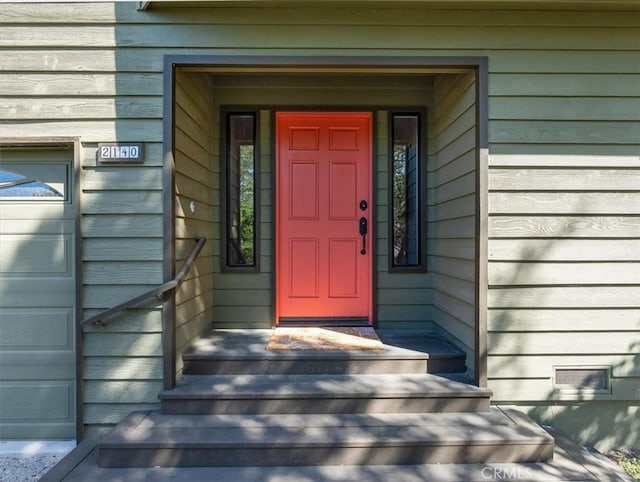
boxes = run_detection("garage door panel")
[0,352,75,380]
[0,219,75,235]
[0,234,72,276]
[0,309,73,350]
[0,203,74,220]
[0,422,76,439]
[0,201,74,221]
[0,382,73,420]
[0,279,75,307]
[0,149,76,439]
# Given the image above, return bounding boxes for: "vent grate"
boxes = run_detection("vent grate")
[554,367,610,391]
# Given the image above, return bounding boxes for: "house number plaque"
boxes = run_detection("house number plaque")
[98,143,144,163]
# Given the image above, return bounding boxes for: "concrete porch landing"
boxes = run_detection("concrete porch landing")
[41,419,633,482]
[181,328,467,375]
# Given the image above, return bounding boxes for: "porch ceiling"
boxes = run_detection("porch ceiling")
[179,66,474,75]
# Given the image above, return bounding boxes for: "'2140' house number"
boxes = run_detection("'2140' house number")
[98,143,144,163]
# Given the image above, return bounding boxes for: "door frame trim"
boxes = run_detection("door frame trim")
[163,55,488,388]
[274,111,374,326]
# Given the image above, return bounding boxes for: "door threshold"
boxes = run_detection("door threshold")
[278,317,370,327]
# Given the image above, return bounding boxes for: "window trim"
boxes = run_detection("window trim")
[221,109,260,272]
[388,109,427,272]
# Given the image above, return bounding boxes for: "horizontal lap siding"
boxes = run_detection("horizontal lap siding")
[377,112,434,330]
[174,71,216,371]
[210,75,431,107]
[81,152,164,436]
[0,2,171,436]
[209,80,432,329]
[429,72,477,373]
[2,2,638,445]
[2,24,636,51]
[488,173,639,405]
[486,11,640,423]
[208,109,273,329]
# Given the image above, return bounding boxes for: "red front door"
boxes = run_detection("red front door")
[276,112,373,324]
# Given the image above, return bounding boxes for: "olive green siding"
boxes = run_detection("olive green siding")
[209,108,274,328]
[1,2,638,448]
[375,111,434,331]
[207,76,434,329]
[173,71,216,372]
[428,72,478,375]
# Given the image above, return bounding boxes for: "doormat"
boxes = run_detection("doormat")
[266,327,384,351]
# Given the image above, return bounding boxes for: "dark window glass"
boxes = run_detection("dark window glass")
[391,114,421,267]
[226,113,256,267]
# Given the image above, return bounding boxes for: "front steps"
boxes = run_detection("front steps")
[99,408,553,468]
[159,373,491,415]
[181,328,466,375]
[95,328,554,470]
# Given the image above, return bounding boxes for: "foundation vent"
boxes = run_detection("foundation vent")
[554,367,610,392]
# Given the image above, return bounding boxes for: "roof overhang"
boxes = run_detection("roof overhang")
[139,0,640,11]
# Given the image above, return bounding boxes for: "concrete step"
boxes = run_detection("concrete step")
[159,373,492,415]
[44,408,629,482]
[377,330,467,374]
[98,408,554,468]
[182,329,465,375]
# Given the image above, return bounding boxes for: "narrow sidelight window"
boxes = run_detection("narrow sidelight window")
[391,113,423,269]
[226,113,256,267]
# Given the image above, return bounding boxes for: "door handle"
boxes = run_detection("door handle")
[359,217,368,255]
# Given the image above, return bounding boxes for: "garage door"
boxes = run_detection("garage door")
[0,146,76,439]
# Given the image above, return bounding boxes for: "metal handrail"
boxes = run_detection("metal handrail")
[80,237,206,328]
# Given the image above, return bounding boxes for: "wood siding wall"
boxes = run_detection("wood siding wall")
[209,108,274,328]
[173,71,216,371]
[485,36,640,447]
[376,111,434,331]
[429,72,478,374]
[1,3,169,437]
[208,76,433,329]
[1,2,638,447]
